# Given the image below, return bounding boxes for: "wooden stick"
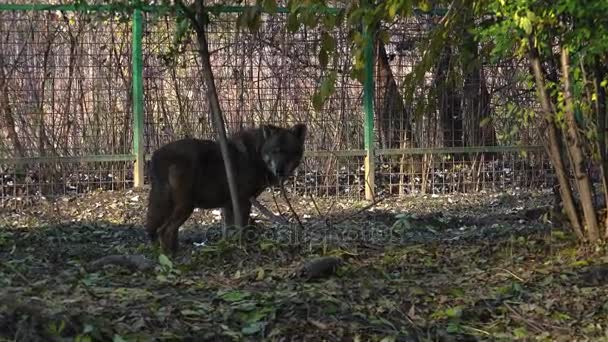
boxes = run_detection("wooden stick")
[250,197,289,224]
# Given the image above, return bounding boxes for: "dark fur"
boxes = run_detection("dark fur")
[145,124,307,254]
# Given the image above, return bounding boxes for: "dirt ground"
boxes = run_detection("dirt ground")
[1,188,608,341]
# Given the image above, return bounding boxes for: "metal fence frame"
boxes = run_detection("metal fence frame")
[0,3,546,200]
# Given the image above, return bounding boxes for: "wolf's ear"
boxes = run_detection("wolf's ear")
[291,123,307,144]
[262,125,278,140]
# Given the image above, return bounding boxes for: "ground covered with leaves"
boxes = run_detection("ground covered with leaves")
[1,188,608,341]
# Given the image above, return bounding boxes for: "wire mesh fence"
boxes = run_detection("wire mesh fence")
[371,15,552,196]
[0,8,136,204]
[0,4,553,206]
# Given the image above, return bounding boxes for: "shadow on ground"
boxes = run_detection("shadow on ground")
[2,189,605,341]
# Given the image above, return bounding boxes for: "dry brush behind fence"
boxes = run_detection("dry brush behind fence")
[0,6,553,205]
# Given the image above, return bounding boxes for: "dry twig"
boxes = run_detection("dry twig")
[250,197,289,224]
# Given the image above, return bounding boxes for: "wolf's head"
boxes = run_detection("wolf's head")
[260,123,307,180]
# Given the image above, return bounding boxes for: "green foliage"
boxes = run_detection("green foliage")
[46,320,66,337]
[155,253,181,282]
[474,0,608,182]
[476,0,608,119]
[312,71,337,111]
[63,0,608,156]
[63,0,441,114]
[236,5,263,32]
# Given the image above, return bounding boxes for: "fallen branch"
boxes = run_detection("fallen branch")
[492,267,526,282]
[279,183,305,243]
[250,197,289,224]
[503,303,545,333]
[308,193,324,218]
[86,254,155,272]
[270,186,285,217]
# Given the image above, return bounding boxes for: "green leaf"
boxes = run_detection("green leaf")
[112,335,128,342]
[319,31,336,69]
[220,290,251,302]
[287,13,300,32]
[158,254,173,269]
[312,93,324,111]
[323,14,337,29]
[176,16,190,37]
[238,7,262,32]
[380,337,396,342]
[350,67,365,83]
[378,30,390,45]
[241,306,274,323]
[445,306,463,318]
[319,48,329,69]
[513,327,528,338]
[571,260,589,267]
[83,324,94,334]
[241,322,265,335]
[302,11,317,27]
[446,321,462,333]
[321,31,336,53]
[479,116,492,127]
[552,230,567,240]
[388,2,399,19]
[319,71,337,99]
[248,11,262,32]
[256,267,265,280]
[418,0,432,13]
[262,0,277,14]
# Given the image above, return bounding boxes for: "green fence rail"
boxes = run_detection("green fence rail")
[132,8,145,187]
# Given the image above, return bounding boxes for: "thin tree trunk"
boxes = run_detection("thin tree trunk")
[170,66,190,136]
[560,48,600,242]
[528,37,584,241]
[375,40,413,149]
[186,0,243,234]
[435,45,462,148]
[61,13,80,155]
[592,62,608,237]
[0,64,24,157]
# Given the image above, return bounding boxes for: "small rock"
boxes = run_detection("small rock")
[298,256,344,281]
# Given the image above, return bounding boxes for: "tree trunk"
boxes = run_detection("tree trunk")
[375,40,414,149]
[560,48,600,242]
[527,38,584,241]
[462,25,494,148]
[189,0,243,234]
[374,39,417,195]
[435,45,463,148]
[0,70,24,157]
[592,62,608,237]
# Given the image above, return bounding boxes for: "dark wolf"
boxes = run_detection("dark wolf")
[145,123,307,254]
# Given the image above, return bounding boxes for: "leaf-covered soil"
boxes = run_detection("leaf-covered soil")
[1,189,608,341]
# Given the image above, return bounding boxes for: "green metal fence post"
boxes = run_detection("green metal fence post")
[132,9,145,188]
[362,8,376,201]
